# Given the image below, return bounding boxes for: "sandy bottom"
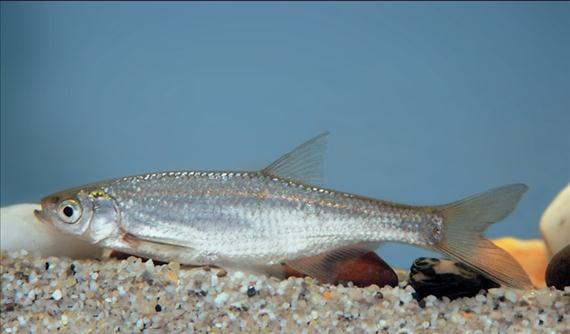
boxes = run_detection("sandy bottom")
[1,250,568,333]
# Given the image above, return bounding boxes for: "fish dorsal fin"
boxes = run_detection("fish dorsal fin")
[285,243,380,284]
[262,132,329,185]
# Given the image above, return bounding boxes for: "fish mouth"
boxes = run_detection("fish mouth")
[34,196,59,224]
[33,209,50,224]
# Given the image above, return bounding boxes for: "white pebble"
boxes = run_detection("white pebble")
[505,290,518,303]
[476,294,487,303]
[144,259,155,273]
[399,290,413,304]
[28,273,38,284]
[451,313,465,325]
[425,295,437,306]
[232,271,244,280]
[211,274,219,286]
[425,295,437,303]
[214,292,229,306]
[536,291,556,307]
[311,310,319,320]
[277,281,289,295]
[488,288,505,297]
[52,289,63,301]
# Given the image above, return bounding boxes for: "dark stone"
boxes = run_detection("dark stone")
[14,271,28,283]
[246,286,257,297]
[418,299,426,308]
[409,257,499,300]
[545,244,570,290]
[68,264,76,276]
[155,304,162,312]
[3,303,15,312]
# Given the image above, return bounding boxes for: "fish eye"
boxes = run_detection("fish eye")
[57,199,82,224]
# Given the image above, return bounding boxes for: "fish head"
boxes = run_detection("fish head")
[34,186,120,244]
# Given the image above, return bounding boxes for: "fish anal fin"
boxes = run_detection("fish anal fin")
[284,243,379,284]
[262,132,329,185]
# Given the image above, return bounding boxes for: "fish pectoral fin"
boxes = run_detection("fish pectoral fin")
[121,232,195,251]
[284,242,380,284]
[115,233,200,264]
[262,132,329,185]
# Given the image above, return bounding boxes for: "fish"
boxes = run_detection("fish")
[34,133,533,289]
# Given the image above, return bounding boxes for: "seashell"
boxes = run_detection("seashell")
[0,203,102,258]
[493,237,547,288]
[540,183,570,258]
[409,257,499,300]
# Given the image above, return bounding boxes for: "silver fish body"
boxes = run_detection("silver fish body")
[100,171,442,266]
[34,133,533,289]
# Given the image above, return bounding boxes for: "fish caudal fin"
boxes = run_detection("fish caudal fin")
[434,184,534,289]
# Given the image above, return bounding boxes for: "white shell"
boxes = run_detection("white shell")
[540,183,570,258]
[0,203,102,258]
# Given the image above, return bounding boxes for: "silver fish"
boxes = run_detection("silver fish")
[34,133,532,288]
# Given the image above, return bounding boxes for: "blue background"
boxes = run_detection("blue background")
[2,2,569,268]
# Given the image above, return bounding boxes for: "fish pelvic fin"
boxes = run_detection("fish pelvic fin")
[262,132,329,185]
[284,242,379,284]
[433,184,534,289]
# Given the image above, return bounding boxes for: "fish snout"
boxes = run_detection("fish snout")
[34,208,49,224]
[34,196,60,224]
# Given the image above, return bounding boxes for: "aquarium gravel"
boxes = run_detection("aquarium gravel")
[1,251,568,333]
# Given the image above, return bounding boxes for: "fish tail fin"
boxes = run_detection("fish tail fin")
[433,184,534,289]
